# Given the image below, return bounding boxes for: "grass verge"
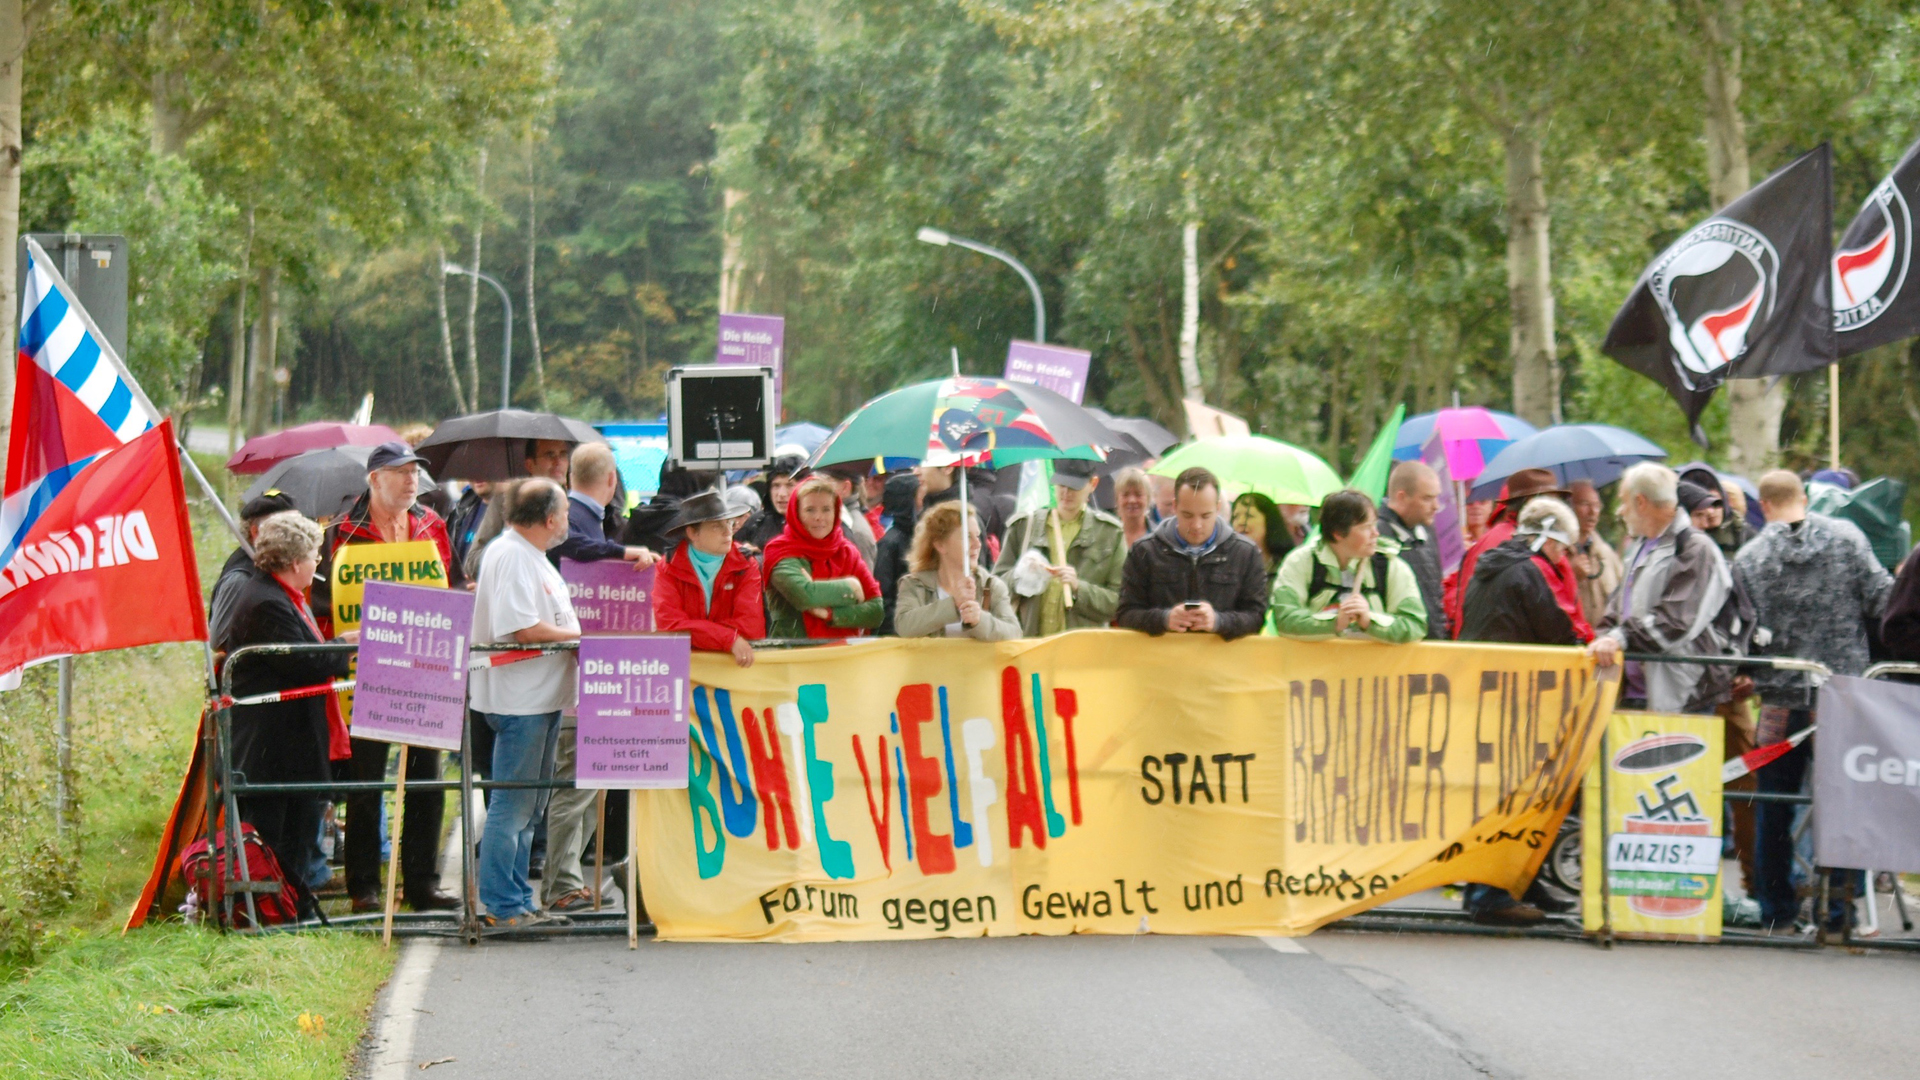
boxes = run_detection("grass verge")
[0,451,395,1077]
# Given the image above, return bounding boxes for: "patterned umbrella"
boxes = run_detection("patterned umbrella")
[807,376,1112,472]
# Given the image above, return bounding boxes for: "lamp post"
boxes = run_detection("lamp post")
[443,261,514,410]
[916,227,1045,344]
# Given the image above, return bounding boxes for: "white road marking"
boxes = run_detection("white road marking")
[1259,935,1310,954]
[364,940,440,1080]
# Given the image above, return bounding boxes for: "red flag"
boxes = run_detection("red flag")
[0,417,205,673]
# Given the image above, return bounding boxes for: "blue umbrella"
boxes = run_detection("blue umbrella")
[775,421,833,454]
[1468,424,1666,500]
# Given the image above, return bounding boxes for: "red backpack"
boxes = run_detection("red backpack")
[179,823,301,928]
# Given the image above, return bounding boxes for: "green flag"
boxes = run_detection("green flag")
[1347,403,1405,502]
[1013,459,1057,519]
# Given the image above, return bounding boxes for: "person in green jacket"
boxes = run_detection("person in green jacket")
[1269,488,1428,643]
[993,459,1128,636]
[761,475,885,639]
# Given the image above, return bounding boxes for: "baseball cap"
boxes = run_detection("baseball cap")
[240,489,299,520]
[1051,458,1098,490]
[366,441,428,473]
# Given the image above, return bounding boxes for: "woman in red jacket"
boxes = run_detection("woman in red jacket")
[653,490,766,666]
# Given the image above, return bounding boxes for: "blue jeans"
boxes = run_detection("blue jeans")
[478,711,563,917]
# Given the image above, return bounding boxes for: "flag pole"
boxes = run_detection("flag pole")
[1828,363,1841,469]
[951,349,972,581]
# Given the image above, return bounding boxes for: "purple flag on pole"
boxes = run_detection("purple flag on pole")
[576,635,691,789]
[717,313,785,420]
[1003,340,1091,403]
[350,581,474,750]
[561,558,655,634]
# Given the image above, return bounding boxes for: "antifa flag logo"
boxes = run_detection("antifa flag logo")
[1650,222,1779,385]
[1832,177,1911,332]
[1602,144,1833,442]
[1834,135,1920,356]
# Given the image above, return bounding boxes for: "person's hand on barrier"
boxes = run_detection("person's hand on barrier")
[1338,593,1370,631]
[1049,563,1080,589]
[625,546,658,570]
[730,636,755,668]
[337,630,360,644]
[1588,635,1621,667]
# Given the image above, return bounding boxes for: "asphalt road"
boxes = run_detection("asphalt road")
[360,928,1920,1079]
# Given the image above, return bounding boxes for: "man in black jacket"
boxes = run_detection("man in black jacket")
[546,443,657,571]
[1379,460,1449,640]
[1115,467,1269,639]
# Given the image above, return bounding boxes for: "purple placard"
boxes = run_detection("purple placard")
[350,581,474,750]
[576,635,691,789]
[1421,431,1466,575]
[1003,340,1092,404]
[561,558,655,634]
[717,312,784,420]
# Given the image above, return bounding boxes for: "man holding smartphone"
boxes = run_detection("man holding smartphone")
[1115,466,1270,639]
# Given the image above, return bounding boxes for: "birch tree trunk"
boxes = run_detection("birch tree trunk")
[524,133,546,408]
[464,146,487,408]
[1504,123,1559,426]
[1178,219,1203,401]
[245,263,279,437]
[225,209,253,454]
[719,187,747,314]
[1698,0,1778,472]
[435,242,468,413]
[0,0,28,477]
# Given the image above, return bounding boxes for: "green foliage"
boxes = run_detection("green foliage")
[21,115,237,412]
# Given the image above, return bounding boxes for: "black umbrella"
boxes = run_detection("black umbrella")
[243,445,374,521]
[1104,415,1179,457]
[415,409,605,481]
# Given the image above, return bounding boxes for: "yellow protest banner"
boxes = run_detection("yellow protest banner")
[632,631,1615,941]
[1581,709,1724,941]
[329,540,447,718]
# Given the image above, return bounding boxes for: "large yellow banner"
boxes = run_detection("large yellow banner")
[634,631,1615,941]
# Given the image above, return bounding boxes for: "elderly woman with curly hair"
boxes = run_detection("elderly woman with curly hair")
[213,511,355,917]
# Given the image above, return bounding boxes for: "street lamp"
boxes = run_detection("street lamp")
[916,227,1045,343]
[443,261,514,410]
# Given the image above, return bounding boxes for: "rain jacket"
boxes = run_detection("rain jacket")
[993,505,1128,635]
[1267,535,1428,644]
[1597,514,1732,713]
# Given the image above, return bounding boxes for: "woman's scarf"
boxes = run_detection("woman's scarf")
[760,485,881,638]
[1529,551,1595,644]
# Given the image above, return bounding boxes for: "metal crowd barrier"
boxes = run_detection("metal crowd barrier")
[208,637,835,941]
[208,640,1917,952]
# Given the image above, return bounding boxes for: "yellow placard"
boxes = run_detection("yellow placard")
[633,632,1615,941]
[1581,709,1724,941]
[330,540,446,719]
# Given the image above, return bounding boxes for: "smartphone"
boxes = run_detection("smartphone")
[1181,602,1203,611]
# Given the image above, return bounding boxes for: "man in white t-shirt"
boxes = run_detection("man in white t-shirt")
[470,478,581,928]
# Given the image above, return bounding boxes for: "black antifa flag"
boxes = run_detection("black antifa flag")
[1835,135,1920,356]
[1603,144,1834,443]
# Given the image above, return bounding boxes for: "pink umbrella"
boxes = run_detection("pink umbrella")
[225,421,404,474]
[1393,407,1536,481]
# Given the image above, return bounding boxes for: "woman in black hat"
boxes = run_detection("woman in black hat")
[653,489,765,666]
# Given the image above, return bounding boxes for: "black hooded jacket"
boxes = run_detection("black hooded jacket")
[872,473,921,634]
[1460,539,1579,646]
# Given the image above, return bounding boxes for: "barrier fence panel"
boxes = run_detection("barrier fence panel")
[200,638,1920,953]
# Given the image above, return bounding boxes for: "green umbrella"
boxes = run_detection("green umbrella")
[1149,435,1344,506]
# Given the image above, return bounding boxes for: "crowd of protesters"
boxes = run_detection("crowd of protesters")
[210,413,1909,937]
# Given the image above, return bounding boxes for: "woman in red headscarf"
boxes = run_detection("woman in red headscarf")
[762,476,884,638]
